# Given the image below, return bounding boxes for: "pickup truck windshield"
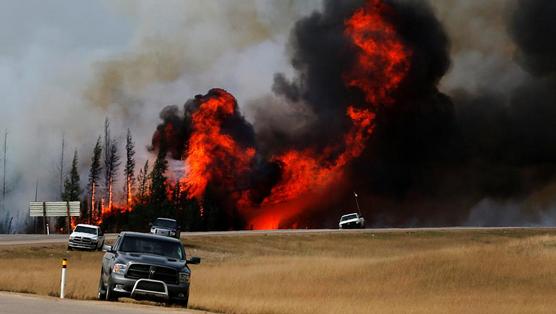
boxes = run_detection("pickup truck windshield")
[153,219,177,229]
[119,236,184,260]
[74,226,97,235]
[341,214,358,221]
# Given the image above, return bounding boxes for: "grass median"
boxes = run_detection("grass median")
[1,229,556,313]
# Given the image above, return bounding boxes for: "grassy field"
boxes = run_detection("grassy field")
[1,229,556,313]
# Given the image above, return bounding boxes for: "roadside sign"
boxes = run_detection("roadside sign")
[29,201,80,235]
[29,201,80,217]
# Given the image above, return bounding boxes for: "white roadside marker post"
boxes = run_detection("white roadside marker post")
[60,258,67,299]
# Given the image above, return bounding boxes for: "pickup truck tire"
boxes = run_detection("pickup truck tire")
[180,292,190,308]
[105,279,118,301]
[97,272,107,300]
[172,296,189,308]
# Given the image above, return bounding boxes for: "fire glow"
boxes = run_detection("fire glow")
[93,0,412,230]
[168,0,413,229]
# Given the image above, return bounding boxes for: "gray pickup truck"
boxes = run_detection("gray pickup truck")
[150,217,180,239]
[98,231,200,307]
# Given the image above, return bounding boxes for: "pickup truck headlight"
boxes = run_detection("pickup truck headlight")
[179,272,190,284]
[112,263,127,275]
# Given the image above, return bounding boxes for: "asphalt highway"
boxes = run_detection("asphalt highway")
[0,292,207,314]
[1,227,554,246]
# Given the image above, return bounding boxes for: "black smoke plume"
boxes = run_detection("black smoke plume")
[265,0,556,226]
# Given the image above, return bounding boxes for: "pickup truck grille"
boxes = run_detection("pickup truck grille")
[70,236,92,243]
[126,264,178,285]
[154,229,170,236]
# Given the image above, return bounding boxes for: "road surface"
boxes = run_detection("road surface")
[0,292,208,314]
[1,227,555,246]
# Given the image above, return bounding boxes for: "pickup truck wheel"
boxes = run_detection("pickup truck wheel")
[97,273,107,300]
[168,291,189,308]
[174,295,189,308]
[105,279,118,301]
[67,246,73,251]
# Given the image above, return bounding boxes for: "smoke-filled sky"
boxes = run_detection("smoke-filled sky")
[1,0,555,231]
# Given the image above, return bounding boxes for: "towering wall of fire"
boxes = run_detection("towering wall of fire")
[149,0,556,229]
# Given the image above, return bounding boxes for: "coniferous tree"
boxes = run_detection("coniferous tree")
[103,118,120,212]
[107,143,120,210]
[88,137,102,223]
[136,160,150,204]
[203,185,225,231]
[62,150,81,201]
[59,150,81,232]
[149,148,168,208]
[124,129,136,211]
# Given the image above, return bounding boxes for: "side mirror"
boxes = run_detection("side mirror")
[148,222,153,227]
[187,256,201,264]
[102,245,113,253]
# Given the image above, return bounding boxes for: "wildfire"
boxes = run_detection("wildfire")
[131,0,414,231]
[244,0,410,229]
[70,217,77,231]
[181,89,256,202]
[246,107,375,229]
[344,0,411,105]
[126,177,133,212]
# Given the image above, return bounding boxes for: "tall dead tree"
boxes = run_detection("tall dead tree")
[2,129,7,212]
[59,134,65,196]
[124,129,136,211]
[88,137,102,223]
[103,118,110,211]
[103,118,120,213]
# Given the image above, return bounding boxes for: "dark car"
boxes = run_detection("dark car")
[150,218,181,239]
[98,232,200,307]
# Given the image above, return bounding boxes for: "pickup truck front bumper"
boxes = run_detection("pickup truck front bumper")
[68,239,98,250]
[109,273,189,302]
[339,221,364,229]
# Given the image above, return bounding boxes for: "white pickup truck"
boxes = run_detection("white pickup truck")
[339,213,365,229]
[68,224,105,251]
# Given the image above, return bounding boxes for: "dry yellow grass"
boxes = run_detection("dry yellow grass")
[1,229,556,313]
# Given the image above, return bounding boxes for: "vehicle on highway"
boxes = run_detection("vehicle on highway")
[339,213,365,229]
[68,224,105,251]
[149,217,180,239]
[98,231,200,307]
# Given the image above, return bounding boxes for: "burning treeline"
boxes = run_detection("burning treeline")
[78,0,556,231]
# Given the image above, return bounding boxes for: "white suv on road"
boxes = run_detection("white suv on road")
[339,213,365,229]
[68,224,105,251]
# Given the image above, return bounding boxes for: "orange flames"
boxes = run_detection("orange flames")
[181,89,256,202]
[246,107,375,229]
[344,0,411,105]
